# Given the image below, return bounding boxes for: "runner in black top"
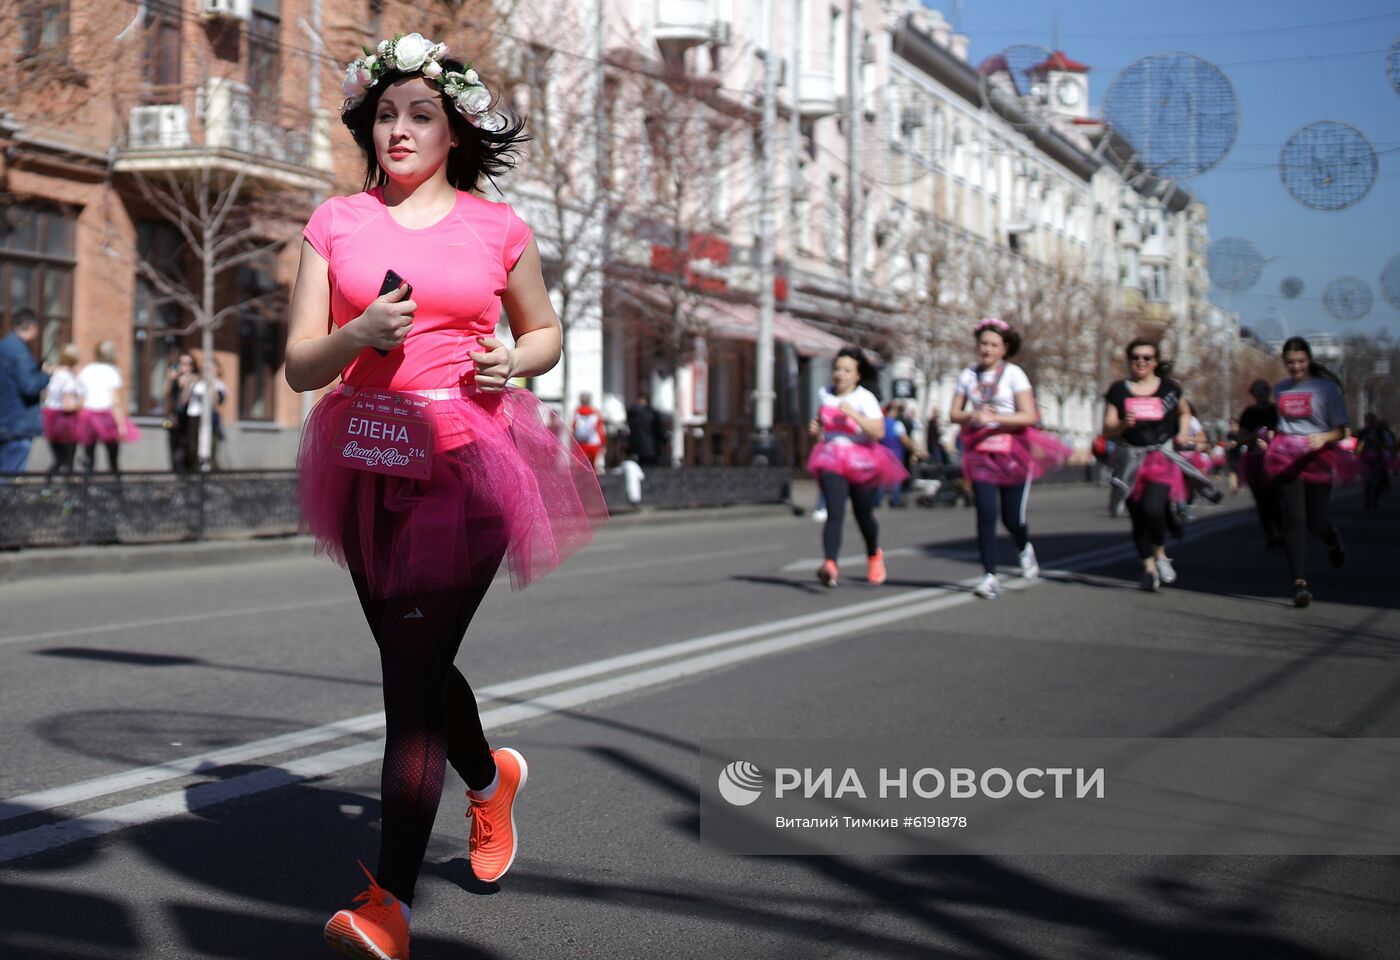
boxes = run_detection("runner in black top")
[1231,379,1282,549]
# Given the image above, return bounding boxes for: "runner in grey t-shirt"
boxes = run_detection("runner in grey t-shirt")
[1269,337,1350,609]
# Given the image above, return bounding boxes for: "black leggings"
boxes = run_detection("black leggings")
[1278,478,1337,582]
[350,556,503,907]
[1126,482,1170,560]
[1248,479,1283,542]
[972,480,1030,575]
[45,441,77,477]
[819,472,880,561]
[83,441,120,474]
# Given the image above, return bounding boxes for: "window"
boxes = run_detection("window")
[1,202,75,366]
[1147,264,1169,302]
[131,221,187,416]
[20,0,68,60]
[143,0,183,92]
[248,0,283,117]
[236,261,284,421]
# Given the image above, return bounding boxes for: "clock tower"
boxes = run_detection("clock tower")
[1028,50,1091,120]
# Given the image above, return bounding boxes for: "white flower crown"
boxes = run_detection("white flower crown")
[341,32,507,133]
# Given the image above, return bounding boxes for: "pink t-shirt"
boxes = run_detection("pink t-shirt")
[303,187,534,391]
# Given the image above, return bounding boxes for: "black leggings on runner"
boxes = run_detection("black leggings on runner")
[350,558,503,907]
[1126,482,1171,560]
[972,480,1030,575]
[1248,479,1283,543]
[1278,477,1338,582]
[819,472,880,561]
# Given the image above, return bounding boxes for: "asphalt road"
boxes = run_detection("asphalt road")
[1,483,1397,959]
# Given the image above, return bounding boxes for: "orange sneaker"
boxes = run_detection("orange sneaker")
[468,747,528,882]
[866,549,886,585]
[324,863,411,960]
[816,559,839,588]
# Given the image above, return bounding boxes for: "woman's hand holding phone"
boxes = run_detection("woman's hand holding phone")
[355,278,415,355]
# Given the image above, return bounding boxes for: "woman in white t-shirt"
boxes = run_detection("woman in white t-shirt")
[805,347,908,588]
[41,342,85,476]
[76,340,139,474]
[949,318,1069,600]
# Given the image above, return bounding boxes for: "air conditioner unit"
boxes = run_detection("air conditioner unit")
[128,105,191,150]
[709,20,732,45]
[201,78,251,152]
[201,0,250,21]
[861,36,876,64]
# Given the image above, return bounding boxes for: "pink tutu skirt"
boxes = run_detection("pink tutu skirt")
[1264,434,1366,486]
[806,439,909,488]
[960,427,1071,486]
[1131,451,1188,503]
[77,409,141,444]
[43,409,82,445]
[298,385,607,598]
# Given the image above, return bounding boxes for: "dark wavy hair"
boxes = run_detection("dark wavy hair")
[341,59,529,194]
[1281,336,1343,386]
[834,346,881,399]
[974,318,1021,358]
[1124,337,1174,378]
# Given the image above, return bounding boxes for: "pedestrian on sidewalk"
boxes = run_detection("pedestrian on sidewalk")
[1262,336,1359,608]
[1102,338,1220,593]
[76,340,139,475]
[950,318,1069,600]
[876,400,913,508]
[0,309,50,479]
[163,353,199,473]
[41,343,84,478]
[284,33,607,960]
[572,391,606,472]
[805,346,906,587]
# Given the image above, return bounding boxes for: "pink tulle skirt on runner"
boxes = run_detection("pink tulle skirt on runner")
[298,385,608,598]
[1131,450,1188,503]
[806,439,909,488]
[42,409,82,444]
[1264,434,1366,486]
[76,409,141,444]
[960,427,1071,486]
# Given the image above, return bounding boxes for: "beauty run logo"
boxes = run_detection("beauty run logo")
[341,441,412,469]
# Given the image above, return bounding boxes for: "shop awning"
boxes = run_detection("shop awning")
[615,282,847,358]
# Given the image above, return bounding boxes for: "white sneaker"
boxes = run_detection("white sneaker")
[811,508,828,523]
[1019,544,1039,581]
[1157,556,1176,585]
[973,573,1000,600]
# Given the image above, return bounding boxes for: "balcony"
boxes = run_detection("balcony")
[114,78,332,192]
[798,49,837,117]
[654,0,712,48]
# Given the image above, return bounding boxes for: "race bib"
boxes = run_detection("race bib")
[334,390,434,480]
[1279,392,1313,420]
[976,432,1014,454]
[820,406,859,435]
[1124,396,1165,421]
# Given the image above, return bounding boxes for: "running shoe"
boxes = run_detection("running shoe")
[1293,581,1312,608]
[468,747,528,883]
[1327,531,1346,569]
[972,573,1000,600]
[1018,544,1039,581]
[1139,568,1161,592]
[866,550,887,585]
[811,508,828,523]
[1156,556,1176,585]
[325,863,411,960]
[816,559,839,588]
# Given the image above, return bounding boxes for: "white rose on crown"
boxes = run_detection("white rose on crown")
[459,85,491,115]
[393,32,431,71]
[342,58,373,97]
[422,60,443,79]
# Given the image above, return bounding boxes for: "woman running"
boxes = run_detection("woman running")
[1103,339,1219,592]
[41,343,84,478]
[1231,379,1282,549]
[285,33,605,960]
[76,340,139,474]
[949,318,1069,600]
[1262,337,1359,607]
[806,346,906,588]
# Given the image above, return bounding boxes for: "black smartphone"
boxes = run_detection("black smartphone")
[373,269,412,356]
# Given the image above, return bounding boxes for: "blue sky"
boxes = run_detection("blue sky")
[922,0,1400,340]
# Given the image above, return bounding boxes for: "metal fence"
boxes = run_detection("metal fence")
[0,472,302,549]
